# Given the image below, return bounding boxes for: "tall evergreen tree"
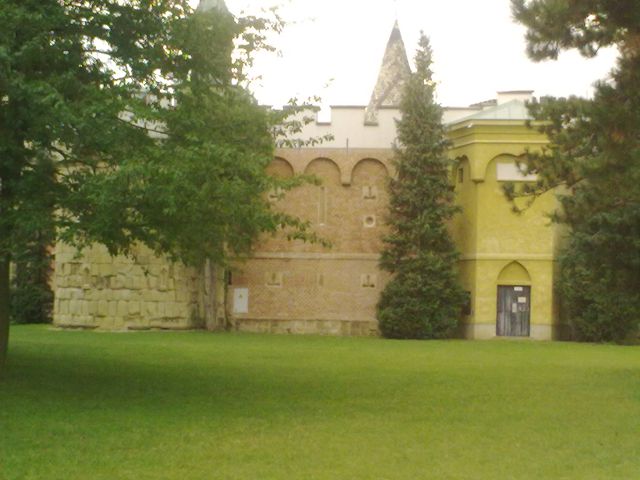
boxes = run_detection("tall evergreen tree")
[511,0,640,341]
[377,33,466,339]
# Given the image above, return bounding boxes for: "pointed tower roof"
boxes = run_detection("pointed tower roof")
[197,0,229,13]
[364,21,412,125]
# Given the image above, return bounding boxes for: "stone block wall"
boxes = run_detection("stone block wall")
[53,243,206,330]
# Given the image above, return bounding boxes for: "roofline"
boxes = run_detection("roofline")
[497,90,535,94]
[329,105,401,110]
[316,105,481,111]
[446,118,537,129]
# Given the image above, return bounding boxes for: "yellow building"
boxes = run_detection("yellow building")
[224,25,560,340]
[448,98,560,340]
[52,21,561,339]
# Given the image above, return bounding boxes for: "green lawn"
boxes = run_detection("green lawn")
[1,326,639,479]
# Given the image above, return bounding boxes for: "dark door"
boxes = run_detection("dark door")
[497,286,530,337]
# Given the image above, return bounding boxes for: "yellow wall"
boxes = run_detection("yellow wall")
[449,120,560,340]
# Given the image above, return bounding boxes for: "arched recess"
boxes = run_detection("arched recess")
[497,261,532,285]
[266,157,294,178]
[483,153,536,183]
[301,158,342,228]
[304,157,342,185]
[351,158,389,186]
[453,155,470,184]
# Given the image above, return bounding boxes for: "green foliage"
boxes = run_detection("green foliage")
[512,0,640,341]
[0,0,324,367]
[5,149,55,324]
[0,0,317,268]
[10,243,53,325]
[560,253,640,343]
[377,34,466,339]
[10,269,53,325]
[511,0,639,60]
[378,255,464,339]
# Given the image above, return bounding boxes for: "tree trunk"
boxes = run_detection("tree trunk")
[0,255,10,373]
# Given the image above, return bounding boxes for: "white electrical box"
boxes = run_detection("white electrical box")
[233,288,249,314]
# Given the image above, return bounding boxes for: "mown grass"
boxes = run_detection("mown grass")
[0,325,639,479]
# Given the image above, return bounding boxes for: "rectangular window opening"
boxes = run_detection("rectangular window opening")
[361,274,377,288]
[362,185,377,200]
[318,186,327,225]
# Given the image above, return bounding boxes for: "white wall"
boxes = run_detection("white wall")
[289,105,482,150]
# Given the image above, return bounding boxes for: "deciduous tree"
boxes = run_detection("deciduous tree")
[0,1,316,371]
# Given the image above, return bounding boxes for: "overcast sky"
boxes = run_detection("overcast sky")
[202,0,618,108]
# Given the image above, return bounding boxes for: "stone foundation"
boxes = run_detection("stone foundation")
[233,317,379,336]
[464,322,555,340]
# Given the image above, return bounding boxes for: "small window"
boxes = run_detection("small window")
[457,167,464,183]
[496,163,538,182]
[363,215,376,228]
[318,186,328,225]
[268,186,284,201]
[265,272,283,287]
[362,185,378,200]
[361,274,377,288]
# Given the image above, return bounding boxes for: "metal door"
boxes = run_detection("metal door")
[496,286,530,337]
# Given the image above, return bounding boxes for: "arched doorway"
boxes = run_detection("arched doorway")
[496,262,531,337]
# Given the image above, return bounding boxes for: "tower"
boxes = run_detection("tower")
[196,0,228,13]
[364,21,412,125]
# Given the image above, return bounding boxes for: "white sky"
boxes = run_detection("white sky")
[200,0,618,108]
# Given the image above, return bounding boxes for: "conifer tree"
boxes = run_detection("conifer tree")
[511,0,640,341]
[377,33,466,339]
